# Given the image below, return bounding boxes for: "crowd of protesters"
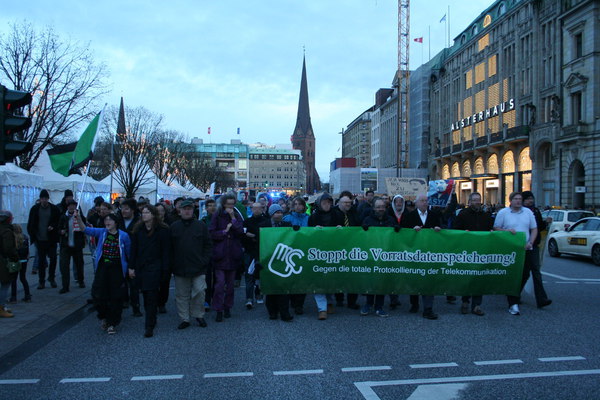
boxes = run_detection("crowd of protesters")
[0,186,552,334]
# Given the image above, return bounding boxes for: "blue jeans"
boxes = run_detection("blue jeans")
[244,254,255,301]
[314,294,333,312]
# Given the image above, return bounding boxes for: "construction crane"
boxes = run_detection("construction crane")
[396,0,410,176]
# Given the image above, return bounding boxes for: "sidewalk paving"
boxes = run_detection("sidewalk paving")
[0,252,95,359]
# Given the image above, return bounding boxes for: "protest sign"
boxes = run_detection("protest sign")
[427,179,455,207]
[385,177,427,200]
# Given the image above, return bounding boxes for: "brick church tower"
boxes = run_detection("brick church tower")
[291,56,320,193]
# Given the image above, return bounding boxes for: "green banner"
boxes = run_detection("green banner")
[259,227,525,296]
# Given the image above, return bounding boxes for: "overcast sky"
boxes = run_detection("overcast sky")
[1,0,490,181]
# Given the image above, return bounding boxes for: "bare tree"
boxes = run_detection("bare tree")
[183,151,235,193]
[99,105,163,198]
[0,21,109,170]
[146,129,189,185]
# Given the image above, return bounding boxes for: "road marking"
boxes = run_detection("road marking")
[203,372,253,378]
[542,271,600,282]
[354,369,600,400]
[0,379,40,385]
[555,281,579,284]
[539,356,586,362]
[410,362,458,369]
[584,281,600,284]
[131,375,184,381]
[342,366,392,372]
[407,383,468,400]
[273,369,324,376]
[474,359,524,366]
[60,377,111,383]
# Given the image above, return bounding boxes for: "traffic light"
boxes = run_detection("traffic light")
[0,84,33,165]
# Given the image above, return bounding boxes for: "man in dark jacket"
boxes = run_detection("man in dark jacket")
[27,189,61,289]
[243,202,268,309]
[58,200,87,293]
[360,198,398,317]
[357,190,375,223]
[308,193,342,228]
[334,193,360,309]
[453,192,493,316]
[308,193,342,319]
[522,191,552,309]
[170,199,212,329]
[260,204,293,321]
[401,194,442,320]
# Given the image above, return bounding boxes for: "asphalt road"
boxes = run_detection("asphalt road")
[1,252,599,400]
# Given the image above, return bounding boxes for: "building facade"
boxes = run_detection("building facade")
[342,108,373,168]
[428,0,599,208]
[408,62,433,169]
[248,144,306,196]
[188,138,249,189]
[371,85,399,169]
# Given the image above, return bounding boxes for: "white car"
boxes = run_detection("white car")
[547,217,600,265]
[546,209,594,233]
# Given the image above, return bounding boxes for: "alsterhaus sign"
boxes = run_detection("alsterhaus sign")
[451,99,515,132]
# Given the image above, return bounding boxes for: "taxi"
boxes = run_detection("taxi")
[547,217,600,265]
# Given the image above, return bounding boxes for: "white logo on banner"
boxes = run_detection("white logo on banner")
[268,243,304,278]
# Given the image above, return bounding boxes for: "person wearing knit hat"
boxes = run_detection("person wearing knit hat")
[268,204,283,217]
[27,189,61,289]
[59,189,75,214]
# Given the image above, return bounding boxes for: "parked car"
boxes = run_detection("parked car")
[547,217,600,265]
[546,209,594,233]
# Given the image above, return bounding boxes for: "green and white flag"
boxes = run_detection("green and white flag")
[47,110,103,177]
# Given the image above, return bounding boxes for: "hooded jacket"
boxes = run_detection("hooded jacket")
[308,193,343,227]
[389,194,406,225]
[283,211,309,227]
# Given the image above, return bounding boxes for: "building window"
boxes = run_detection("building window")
[571,91,583,123]
[498,2,506,15]
[574,33,583,59]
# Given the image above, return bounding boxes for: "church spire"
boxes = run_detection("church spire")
[117,97,126,140]
[293,55,313,138]
[291,55,320,193]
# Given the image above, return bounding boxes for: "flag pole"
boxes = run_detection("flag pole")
[428,25,431,61]
[76,104,107,207]
[447,5,451,48]
[109,124,114,201]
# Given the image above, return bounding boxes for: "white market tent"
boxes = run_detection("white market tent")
[188,185,206,198]
[168,180,193,198]
[100,169,183,202]
[0,163,45,224]
[32,152,110,215]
